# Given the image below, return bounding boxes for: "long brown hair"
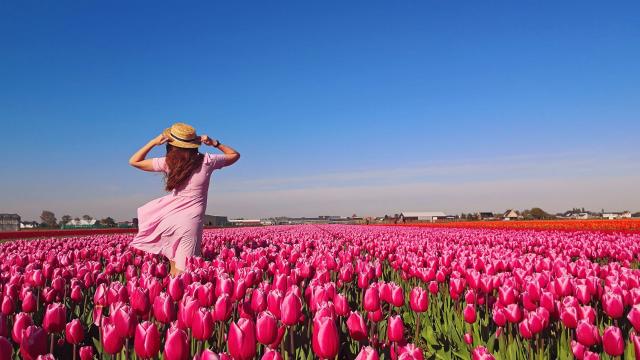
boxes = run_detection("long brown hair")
[164,144,204,191]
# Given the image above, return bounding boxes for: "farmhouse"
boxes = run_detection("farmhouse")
[0,214,21,231]
[399,211,447,223]
[502,210,520,221]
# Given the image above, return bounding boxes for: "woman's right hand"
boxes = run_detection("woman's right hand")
[152,134,169,146]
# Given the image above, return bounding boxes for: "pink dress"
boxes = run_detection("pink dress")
[130,152,229,270]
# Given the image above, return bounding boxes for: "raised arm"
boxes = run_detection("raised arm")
[200,135,240,166]
[128,134,168,171]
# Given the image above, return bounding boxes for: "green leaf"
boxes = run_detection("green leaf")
[92,336,103,355]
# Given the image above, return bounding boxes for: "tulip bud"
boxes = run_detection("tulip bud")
[168,276,185,302]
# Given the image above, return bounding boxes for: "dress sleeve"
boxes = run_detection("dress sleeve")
[205,153,229,170]
[152,157,168,172]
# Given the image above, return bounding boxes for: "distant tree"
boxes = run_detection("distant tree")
[74,217,80,222]
[632,212,640,218]
[40,210,57,228]
[523,207,555,220]
[82,215,93,221]
[61,215,72,225]
[100,217,117,227]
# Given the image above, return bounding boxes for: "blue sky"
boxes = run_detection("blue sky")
[2,1,639,221]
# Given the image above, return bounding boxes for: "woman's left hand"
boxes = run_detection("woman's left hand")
[152,134,169,146]
[200,135,217,146]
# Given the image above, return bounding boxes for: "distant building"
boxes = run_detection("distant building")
[478,212,495,220]
[203,215,229,227]
[63,219,98,229]
[117,221,135,228]
[0,214,21,231]
[229,219,262,227]
[20,221,39,229]
[602,212,632,220]
[399,211,447,223]
[502,210,521,221]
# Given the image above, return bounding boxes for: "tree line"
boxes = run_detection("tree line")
[39,210,117,228]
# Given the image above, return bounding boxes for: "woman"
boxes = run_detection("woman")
[128,122,240,275]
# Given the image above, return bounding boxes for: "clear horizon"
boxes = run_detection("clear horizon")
[2,1,639,222]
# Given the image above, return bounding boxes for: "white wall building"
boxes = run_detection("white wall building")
[399,211,447,223]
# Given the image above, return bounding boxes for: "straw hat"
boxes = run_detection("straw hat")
[162,122,201,149]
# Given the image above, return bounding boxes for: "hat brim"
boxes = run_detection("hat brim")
[163,128,201,149]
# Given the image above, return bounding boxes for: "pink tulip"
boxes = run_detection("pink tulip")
[164,325,189,360]
[256,311,278,345]
[347,311,368,341]
[13,312,34,344]
[0,336,12,359]
[192,307,215,341]
[65,319,84,345]
[228,318,257,360]
[168,276,185,302]
[471,346,495,360]
[42,303,66,334]
[113,304,137,338]
[627,304,640,332]
[79,346,94,360]
[602,326,623,356]
[281,292,302,326]
[134,321,160,359]
[364,286,380,312]
[409,287,428,312]
[356,346,379,360]
[602,292,624,319]
[20,325,47,360]
[387,315,404,342]
[101,317,124,355]
[463,304,477,324]
[153,292,176,324]
[576,320,600,347]
[261,349,284,360]
[312,316,339,360]
[213,294,233,322]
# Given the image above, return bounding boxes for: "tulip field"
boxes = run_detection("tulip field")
[2,225,640,359]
